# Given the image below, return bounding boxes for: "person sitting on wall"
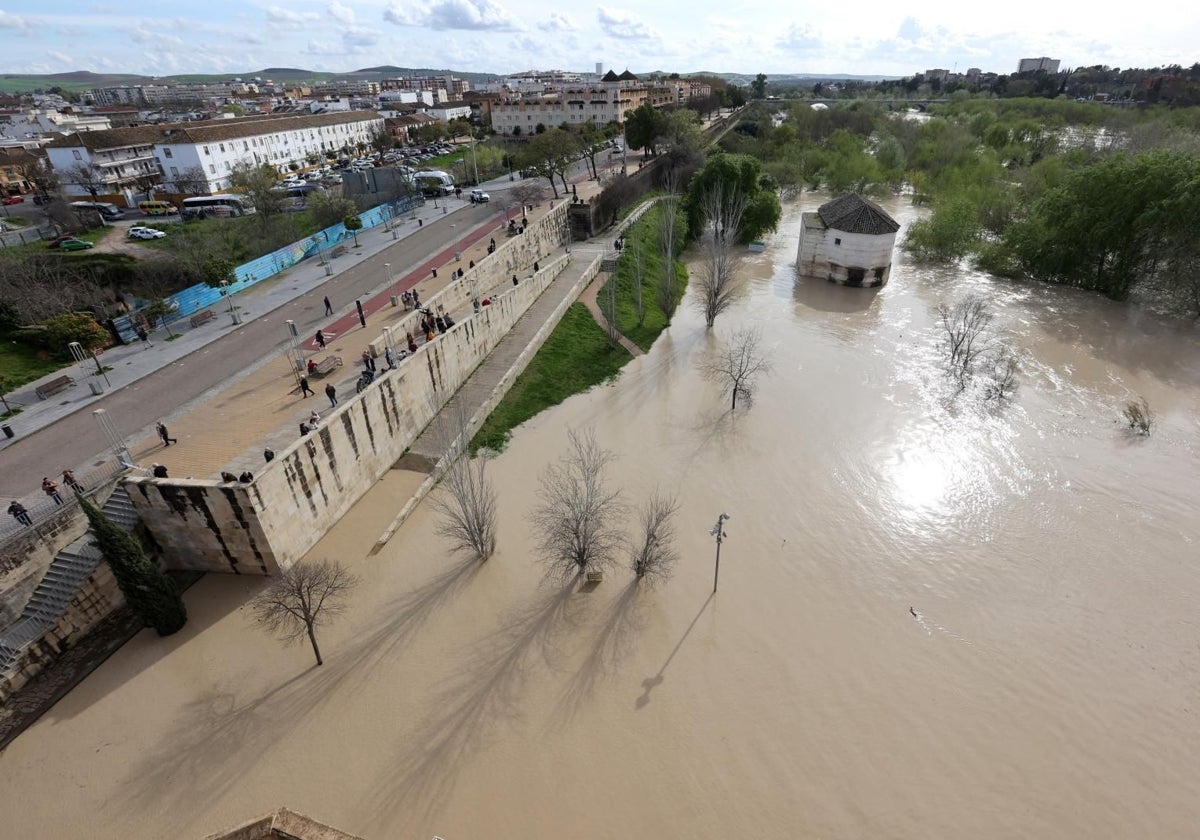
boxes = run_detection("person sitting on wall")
[238,471,254,483]
[307,358,317,375]
[220,471,238,482]
[152,464,169,478]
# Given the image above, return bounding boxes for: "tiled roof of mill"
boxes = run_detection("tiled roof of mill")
[817,194,900,235]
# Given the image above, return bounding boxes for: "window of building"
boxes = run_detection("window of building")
[170,166,179,176]
[834,238,841,245]
[203,145,210,155]
[163,147,173,158]
[219,143,225,153]
[209,164,216,174]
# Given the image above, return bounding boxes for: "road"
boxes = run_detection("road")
[0,204,508,496]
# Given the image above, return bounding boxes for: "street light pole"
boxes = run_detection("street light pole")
[386,262,398,307]
[285,319,303,386]
[710,512,730,592]
[93,408,132,468]
[470,139,479,185]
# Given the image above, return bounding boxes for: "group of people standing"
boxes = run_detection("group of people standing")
[7,470,83,529]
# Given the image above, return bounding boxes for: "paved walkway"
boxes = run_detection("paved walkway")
[579,272,643,358]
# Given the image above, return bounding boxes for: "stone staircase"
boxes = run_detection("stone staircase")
[0,486,137,674]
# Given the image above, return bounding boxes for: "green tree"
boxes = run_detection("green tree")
[80,498,187,636]
[227,162,285,222]
[308,191,357,230]
[685,153,782,243]
[141,299,179,338]
[200,257,236,288]
[624,103,664,155]
[44,312,109,356]
[903,197,982,262]
[344,214,363,247]
[516,128,579,197]
[751,73,768,99]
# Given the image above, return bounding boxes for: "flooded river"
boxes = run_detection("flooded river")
[1,195,1198,839]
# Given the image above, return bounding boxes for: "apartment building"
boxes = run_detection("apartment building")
[489,71,695,135]
[45,110,383,204]
[1018,57,1061,74]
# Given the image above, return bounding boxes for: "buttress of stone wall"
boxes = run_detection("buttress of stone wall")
[125,255,570,575]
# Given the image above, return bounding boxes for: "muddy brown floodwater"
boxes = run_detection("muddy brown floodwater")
[1,195,1199,839]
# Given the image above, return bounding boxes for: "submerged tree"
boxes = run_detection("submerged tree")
[629,492,680,585]
[1123,396,1153,435]
[692,182,747,328]
[704,327,773,410]
[250,559,358,666]
[431,403,499,560]
[529,428,625,579]
[80,498,187,636]
[657,189,682,320]
[938,293,995,390]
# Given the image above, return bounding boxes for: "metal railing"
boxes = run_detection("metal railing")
[0,459,128,558]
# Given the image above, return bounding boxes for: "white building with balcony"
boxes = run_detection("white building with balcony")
[46,111,384,204]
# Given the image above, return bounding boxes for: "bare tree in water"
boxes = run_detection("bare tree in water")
[692,182,746,327]
[250,559,358,666]
[704,327,772,410]
[629,492,679,585]
[656,180,682,321]
[938,293,994,390]
[1123,396,1153,435]
[530,428,625,579]
[430,402,499,560]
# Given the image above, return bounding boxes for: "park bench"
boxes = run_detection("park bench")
[309,356,343,376]
[331,244,348,258]
[35,374,75,400]
[189,309,216,328]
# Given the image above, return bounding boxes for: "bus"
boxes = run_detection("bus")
[69,201,125,220]
[180,194,256,219]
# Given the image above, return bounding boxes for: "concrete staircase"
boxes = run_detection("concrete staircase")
[0,487,137,674]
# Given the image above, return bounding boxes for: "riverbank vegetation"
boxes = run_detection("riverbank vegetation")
[720,97,1200,313]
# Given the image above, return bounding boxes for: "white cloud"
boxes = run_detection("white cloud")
[265,6,320,29]
[542,11,575,32]
[596,8,657,41]
[342,27,378,50]
[306,39,344,56]
[328,1,356,24]
[0,11,32,29]
[778,24,824,54]
[385,0,519,32]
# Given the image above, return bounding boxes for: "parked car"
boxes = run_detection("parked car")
[3,194,24,205]
[58,238,94,251]
[127,226,166,240]
[469,189,490,204]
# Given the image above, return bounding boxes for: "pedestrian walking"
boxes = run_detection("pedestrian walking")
[315,329,327,350]
[8,500,32,527]
[62,469,82,495]
[512,274,519,286]
[325,383,337,408]
[299,376,314,398]
[40,477,63,505]
[324,296,333,316]
[137,327,152,347]
[412,289,421,308]
[361,349,376,372]
[156,421,177,446]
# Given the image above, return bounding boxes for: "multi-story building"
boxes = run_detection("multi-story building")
[490,71,686,135]
[45,110,383,204]
[381,75,471,97]
[1018,57,1061,74]
[312,80,380,97]
[0,147,40,196]
[924,69,950,84]
[424,101,472,123]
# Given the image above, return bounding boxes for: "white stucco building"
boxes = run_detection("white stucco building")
[46,110,384,203]
[796,194,900,288]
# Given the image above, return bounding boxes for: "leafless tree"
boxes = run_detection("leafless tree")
[983,348,1019,401]
[938,293,995,390]
[170,165,210,196]
[0,252,107,323]
[629,492,679,585]
[510,182,545,213]
[630,227,647,326]
[17,158,59,201]
[62,162,106,201]
[430,403,499,560]
[1123,396,1153,435]
[249,558,358,666]
[529,428,626,579]
[603,271,620,346]
[692,182,747,327]
[657,188,681,320]
[704,327,773,411]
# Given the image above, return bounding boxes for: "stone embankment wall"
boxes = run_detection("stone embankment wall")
[125,205,575,575]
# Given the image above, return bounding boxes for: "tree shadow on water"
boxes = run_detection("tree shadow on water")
[116,555,483,826]
[361,578,582,831]
[552,580,647,727]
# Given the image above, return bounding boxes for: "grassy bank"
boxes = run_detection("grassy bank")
[0,341,65,391]
[471,304,630,452]
[598,203,689,352]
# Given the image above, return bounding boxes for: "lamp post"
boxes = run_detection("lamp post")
[69,340,109,393]
[93,408,132,468]
[285,319,303,386]
[219,280,242,325]
[386,262,398,308]
[710,512,730,592]
[470,138,480,185]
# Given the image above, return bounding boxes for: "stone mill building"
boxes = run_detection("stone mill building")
[796,194,900,288]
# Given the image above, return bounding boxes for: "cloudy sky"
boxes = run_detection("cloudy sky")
[2,0,1196,78]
